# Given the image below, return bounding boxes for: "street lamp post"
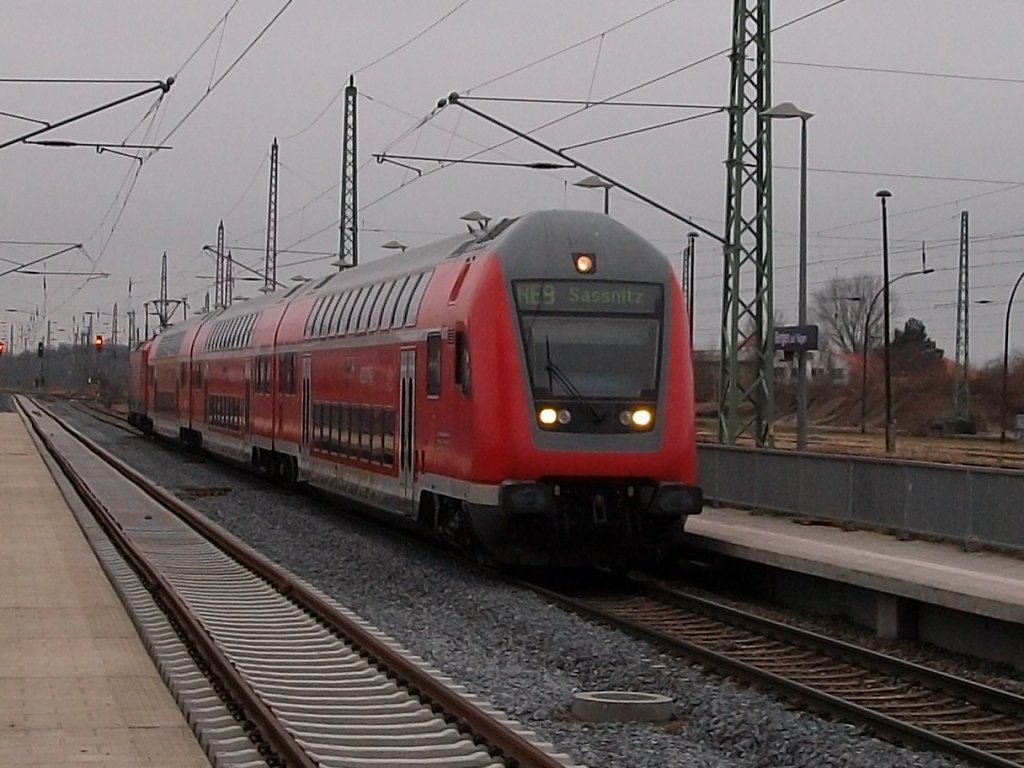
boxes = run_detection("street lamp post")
[762,102,813,450]
[875,189,896,453]
[574,174,613,215]
[1001,268,1024,442]
[859,268,934,434]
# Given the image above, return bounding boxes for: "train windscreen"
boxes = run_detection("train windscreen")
[515,280,663,399]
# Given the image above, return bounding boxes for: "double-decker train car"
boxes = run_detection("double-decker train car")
[129,209,702,566]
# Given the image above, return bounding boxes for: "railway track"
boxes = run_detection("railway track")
[527,574,1024,768]
[19,395,577,768]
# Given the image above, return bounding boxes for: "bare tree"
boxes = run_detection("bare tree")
[811,274,897,354]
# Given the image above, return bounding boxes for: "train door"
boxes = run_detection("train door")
[301,354,312,452]
[244,359,252,433]
[399,348,415,500]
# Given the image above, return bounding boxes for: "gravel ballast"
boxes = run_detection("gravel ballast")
[55,401,980,768]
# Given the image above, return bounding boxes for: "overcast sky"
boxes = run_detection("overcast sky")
[3,0,1024,364]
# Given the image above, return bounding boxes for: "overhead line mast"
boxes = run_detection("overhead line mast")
[338,75,358,271]
[953,210,970,424]
[264,138,279,293]
[720,0,774,446]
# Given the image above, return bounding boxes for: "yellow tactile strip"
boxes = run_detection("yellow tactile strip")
[0,413,211,767]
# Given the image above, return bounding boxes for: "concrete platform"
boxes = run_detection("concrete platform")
[0,413,210,767]
[685,507,1024,668]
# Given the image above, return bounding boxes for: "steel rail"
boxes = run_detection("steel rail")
[18,397,316,768]
[523,575,1024,768]
[26,396,571,768]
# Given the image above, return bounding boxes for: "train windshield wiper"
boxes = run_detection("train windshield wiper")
[544,336,605,423]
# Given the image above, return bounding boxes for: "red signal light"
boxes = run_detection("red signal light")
[0,341,5,355]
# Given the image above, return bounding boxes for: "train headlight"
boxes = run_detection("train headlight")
[620,407,654,429]
[557,409,572,424]
[631,408,653,428]
[538,407,558,426]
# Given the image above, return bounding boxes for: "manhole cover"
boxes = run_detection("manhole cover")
[572,691,674,722]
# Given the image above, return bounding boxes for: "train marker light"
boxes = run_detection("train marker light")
[94,334,104,351]
[573,253,596,274]
[538,407,558,426]
[557,409,572,425]
[0,341,5,355]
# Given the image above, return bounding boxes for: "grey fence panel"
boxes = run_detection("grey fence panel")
[902,465,970,538]
[798,455,853,521]
[753,451,799,511]
[851,461,908,529]
[969,473,1024,548]
[696,444,1024,550]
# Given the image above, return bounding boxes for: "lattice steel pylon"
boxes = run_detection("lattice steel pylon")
[158,251,169,329]
[953,210,970,421]
[720,0,774,446]
[215,220,225,309]
[338,75,358,270]
[264,137,279,292]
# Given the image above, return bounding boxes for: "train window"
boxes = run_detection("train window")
[339,403,351,456]
[335,290,356,335]
[306,297,326,338]
[358,283,384,332]
[318,293,340,337]
[360,406,371,461]
[382,275,408,329]
[382,408,395,466]
[314,402,325,448]
[369,281,395,332]
[371,407,384,464]
[455,330,470,394]
[338,289,357,336]
[345,287,368,334]
[192,365,202,388]
[392,274,418,329]
[404,271,431,327]
[426,333,442,397]
[279,354,295,395]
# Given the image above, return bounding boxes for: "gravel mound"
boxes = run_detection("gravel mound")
[57,402,973,768]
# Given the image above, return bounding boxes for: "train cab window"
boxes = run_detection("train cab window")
[382,275,408,329]
[369,281,396,332]
[426,332,442,397]
[404,271,430,327]
[358,283,384,332]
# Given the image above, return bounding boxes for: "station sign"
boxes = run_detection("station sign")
[774,324,819,352]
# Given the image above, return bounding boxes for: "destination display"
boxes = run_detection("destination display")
[514,280,661,314]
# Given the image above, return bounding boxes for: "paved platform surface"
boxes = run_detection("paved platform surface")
[686,506,1024,625]
[0,412,210,767]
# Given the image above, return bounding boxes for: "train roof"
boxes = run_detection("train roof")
[141,209,669,352]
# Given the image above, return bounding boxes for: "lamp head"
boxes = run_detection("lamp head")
[875,189,892,199]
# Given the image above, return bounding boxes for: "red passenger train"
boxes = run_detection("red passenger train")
[129,210,701,566]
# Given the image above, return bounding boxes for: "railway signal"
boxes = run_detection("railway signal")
[94,334,104,352]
